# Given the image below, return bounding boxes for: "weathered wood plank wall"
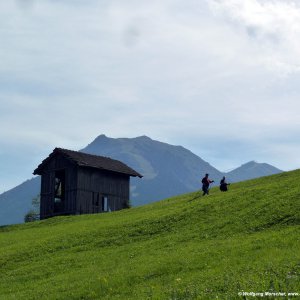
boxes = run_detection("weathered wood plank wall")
[39,154,130,219]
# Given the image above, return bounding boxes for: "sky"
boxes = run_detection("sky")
[1,0,300,193]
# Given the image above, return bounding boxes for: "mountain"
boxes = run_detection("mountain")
[0,135,283,226]
[0,177,40,226]
[82,135,223,205]
[226,160,282,182]
[1,170,299,299]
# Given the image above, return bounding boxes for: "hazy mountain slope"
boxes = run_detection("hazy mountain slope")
[0,135,222,225]
[0,177,40,226]
[227,161,282,182]
[0,135,283,226]
[82,135,223,205]
[1,170,299,299]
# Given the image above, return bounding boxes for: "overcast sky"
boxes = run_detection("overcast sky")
[1,0,300,193]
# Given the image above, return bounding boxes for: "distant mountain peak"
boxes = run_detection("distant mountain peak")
[96,134,108,139]
[134,135,152,140]
[242,161,257,167]
[89,134,109,144]
[226,160,282,182]
[93,134,153,142]
[239,161,280,169]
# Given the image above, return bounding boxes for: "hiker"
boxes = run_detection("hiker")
[201,173,214,196]
[220,176,230,192]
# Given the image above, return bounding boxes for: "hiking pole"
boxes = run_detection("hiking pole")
[208,180,215,194]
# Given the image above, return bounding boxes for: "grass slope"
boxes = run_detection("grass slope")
[1,170,300,300]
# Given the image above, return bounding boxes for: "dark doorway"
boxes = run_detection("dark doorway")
[54,170,65,213]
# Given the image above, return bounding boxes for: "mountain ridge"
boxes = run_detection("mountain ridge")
[227,160,282,182]
[0,134,283,226]
[82,134,223,204]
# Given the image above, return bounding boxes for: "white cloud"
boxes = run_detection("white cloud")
[208,0,300,73]
[0,0,300,192]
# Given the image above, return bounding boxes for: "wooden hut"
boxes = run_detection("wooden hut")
[33,148,142,220]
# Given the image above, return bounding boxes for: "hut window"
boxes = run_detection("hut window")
[54,170,65,204]
[102,196,111,212]
[93,193,100,206]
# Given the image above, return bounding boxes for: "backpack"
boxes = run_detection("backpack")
[220,183,228,192]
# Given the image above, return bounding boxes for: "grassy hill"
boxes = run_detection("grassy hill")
[0,170,299,300]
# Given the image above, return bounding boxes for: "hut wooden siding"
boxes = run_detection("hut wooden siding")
[33,148,142,220]
[76,167,130,214]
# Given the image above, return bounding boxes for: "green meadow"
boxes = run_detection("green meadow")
[1,170,300,299]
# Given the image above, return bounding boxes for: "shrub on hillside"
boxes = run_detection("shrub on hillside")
[24,195,40,223]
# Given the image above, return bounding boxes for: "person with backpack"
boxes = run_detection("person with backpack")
[220,176,230,192]
[201,173,214,196]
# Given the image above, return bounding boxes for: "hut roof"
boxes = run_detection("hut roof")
[33,148,143,178]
